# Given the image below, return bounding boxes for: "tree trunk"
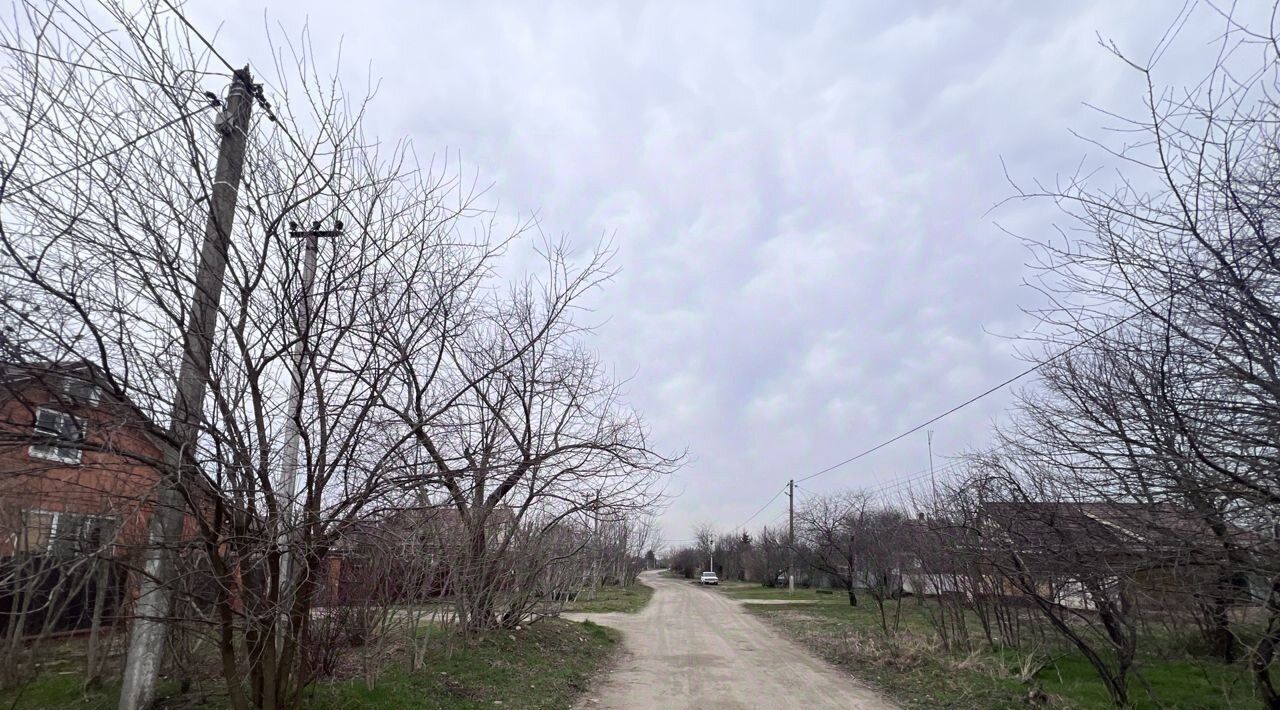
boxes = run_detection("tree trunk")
[1204,587,1237,663]
[84,557,112,690]
[1254,576,1280,709]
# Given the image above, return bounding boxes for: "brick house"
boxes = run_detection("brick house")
[974,501,1260,611]
[320,505,520,605]
[0,361,168,634]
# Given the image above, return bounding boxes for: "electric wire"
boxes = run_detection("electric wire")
[162,4,338,189]
[730,484,787,534]
[2,102,219,200]
[742,302,1176,532]
[794,299,1168,485]
[158,0,284,125]
[0,41,210,94]
[159,0,237,75]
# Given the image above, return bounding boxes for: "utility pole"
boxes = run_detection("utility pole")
[590,504,601,600]
[927,430,936,486]
[276,220,340,646]
[119,68,255,710]
[788,478,795,595]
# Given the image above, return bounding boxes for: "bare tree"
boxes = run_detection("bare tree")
[693,523,717,573]
[0,1,674,706]
[1001,6,1280,702]
[364,240,677,633]
[752,525,790,588]
[795,490,869,607]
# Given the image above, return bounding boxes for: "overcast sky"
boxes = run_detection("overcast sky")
[200,1,1259,545]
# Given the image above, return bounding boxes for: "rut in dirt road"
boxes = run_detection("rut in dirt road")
[566,570,894,710]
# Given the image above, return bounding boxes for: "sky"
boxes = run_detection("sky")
[194,0,1263,546]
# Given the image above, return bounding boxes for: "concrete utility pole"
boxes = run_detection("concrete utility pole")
[788,478,795,595]
[277,221,340,606]
[279,221,341,506]
[587,496,602,601]
[927,430,935,485]
[278,222,323,514]
[119,68,254,710]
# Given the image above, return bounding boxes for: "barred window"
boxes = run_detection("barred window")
[50,513,114,556]
[30,407,84,463]
[19,510,55,553]
[61,376,100,405]
[16,510,115,555]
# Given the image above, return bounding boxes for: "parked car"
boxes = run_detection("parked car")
[699,571,719,585]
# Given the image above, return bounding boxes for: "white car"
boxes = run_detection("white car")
[699,571,719,585]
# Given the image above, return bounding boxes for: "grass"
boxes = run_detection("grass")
[306,618,617,709]
[753,605,1028,709]
[0,674,196,710]
[716,580,840,601]
[0,674,119,710]
[563,581,654,614]
[1036,655,1255,710]
[721,584,1257,709]
[0,618,618,709]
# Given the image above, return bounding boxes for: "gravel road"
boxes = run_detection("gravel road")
[567,571,894,709]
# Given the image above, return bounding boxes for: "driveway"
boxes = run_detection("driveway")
[566,571,894,709]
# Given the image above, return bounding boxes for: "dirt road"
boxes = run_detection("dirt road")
[567,571,893,709]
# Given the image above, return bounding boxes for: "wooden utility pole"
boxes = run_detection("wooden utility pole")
[118,67,254,710]
[788,478,795,595]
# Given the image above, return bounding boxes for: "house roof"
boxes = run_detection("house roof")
[979,500,1261,561]
[0,359,151,422]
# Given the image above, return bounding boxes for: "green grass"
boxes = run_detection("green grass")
[0,674,118,710]
[0,632,201,710]
[715,580,829,601]
[306,618,617,709]
[727,586,1257,709]
[564,582,654,614]
[0,618,618,709]
[1037,656,1256,709]
[0,674,198,710]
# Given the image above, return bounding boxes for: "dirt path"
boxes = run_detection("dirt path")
[566,571,894,709]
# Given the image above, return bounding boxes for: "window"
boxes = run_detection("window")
[14,510,114,555]
[50,513,114,556]
[61,376,100,405]
[30,407,85,463]
[18,510,54,553]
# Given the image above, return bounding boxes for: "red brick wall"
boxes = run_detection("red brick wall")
[0,382,166,558]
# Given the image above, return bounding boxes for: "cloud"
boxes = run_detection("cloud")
[203,0,1268,543]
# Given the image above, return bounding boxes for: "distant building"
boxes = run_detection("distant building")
[975,500,1261,610]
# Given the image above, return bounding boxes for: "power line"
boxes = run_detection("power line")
[681,307,1161,543]
[159,0,236,75]
[662,484,787,548]
[799,397,1168,505]
[795,301,1165,485]
[2,102,218,200]
[159,1,280,124]
[730,484,787,534]
[0,42,209,94]
[160,2,342,198]
[801,442,1003,503]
